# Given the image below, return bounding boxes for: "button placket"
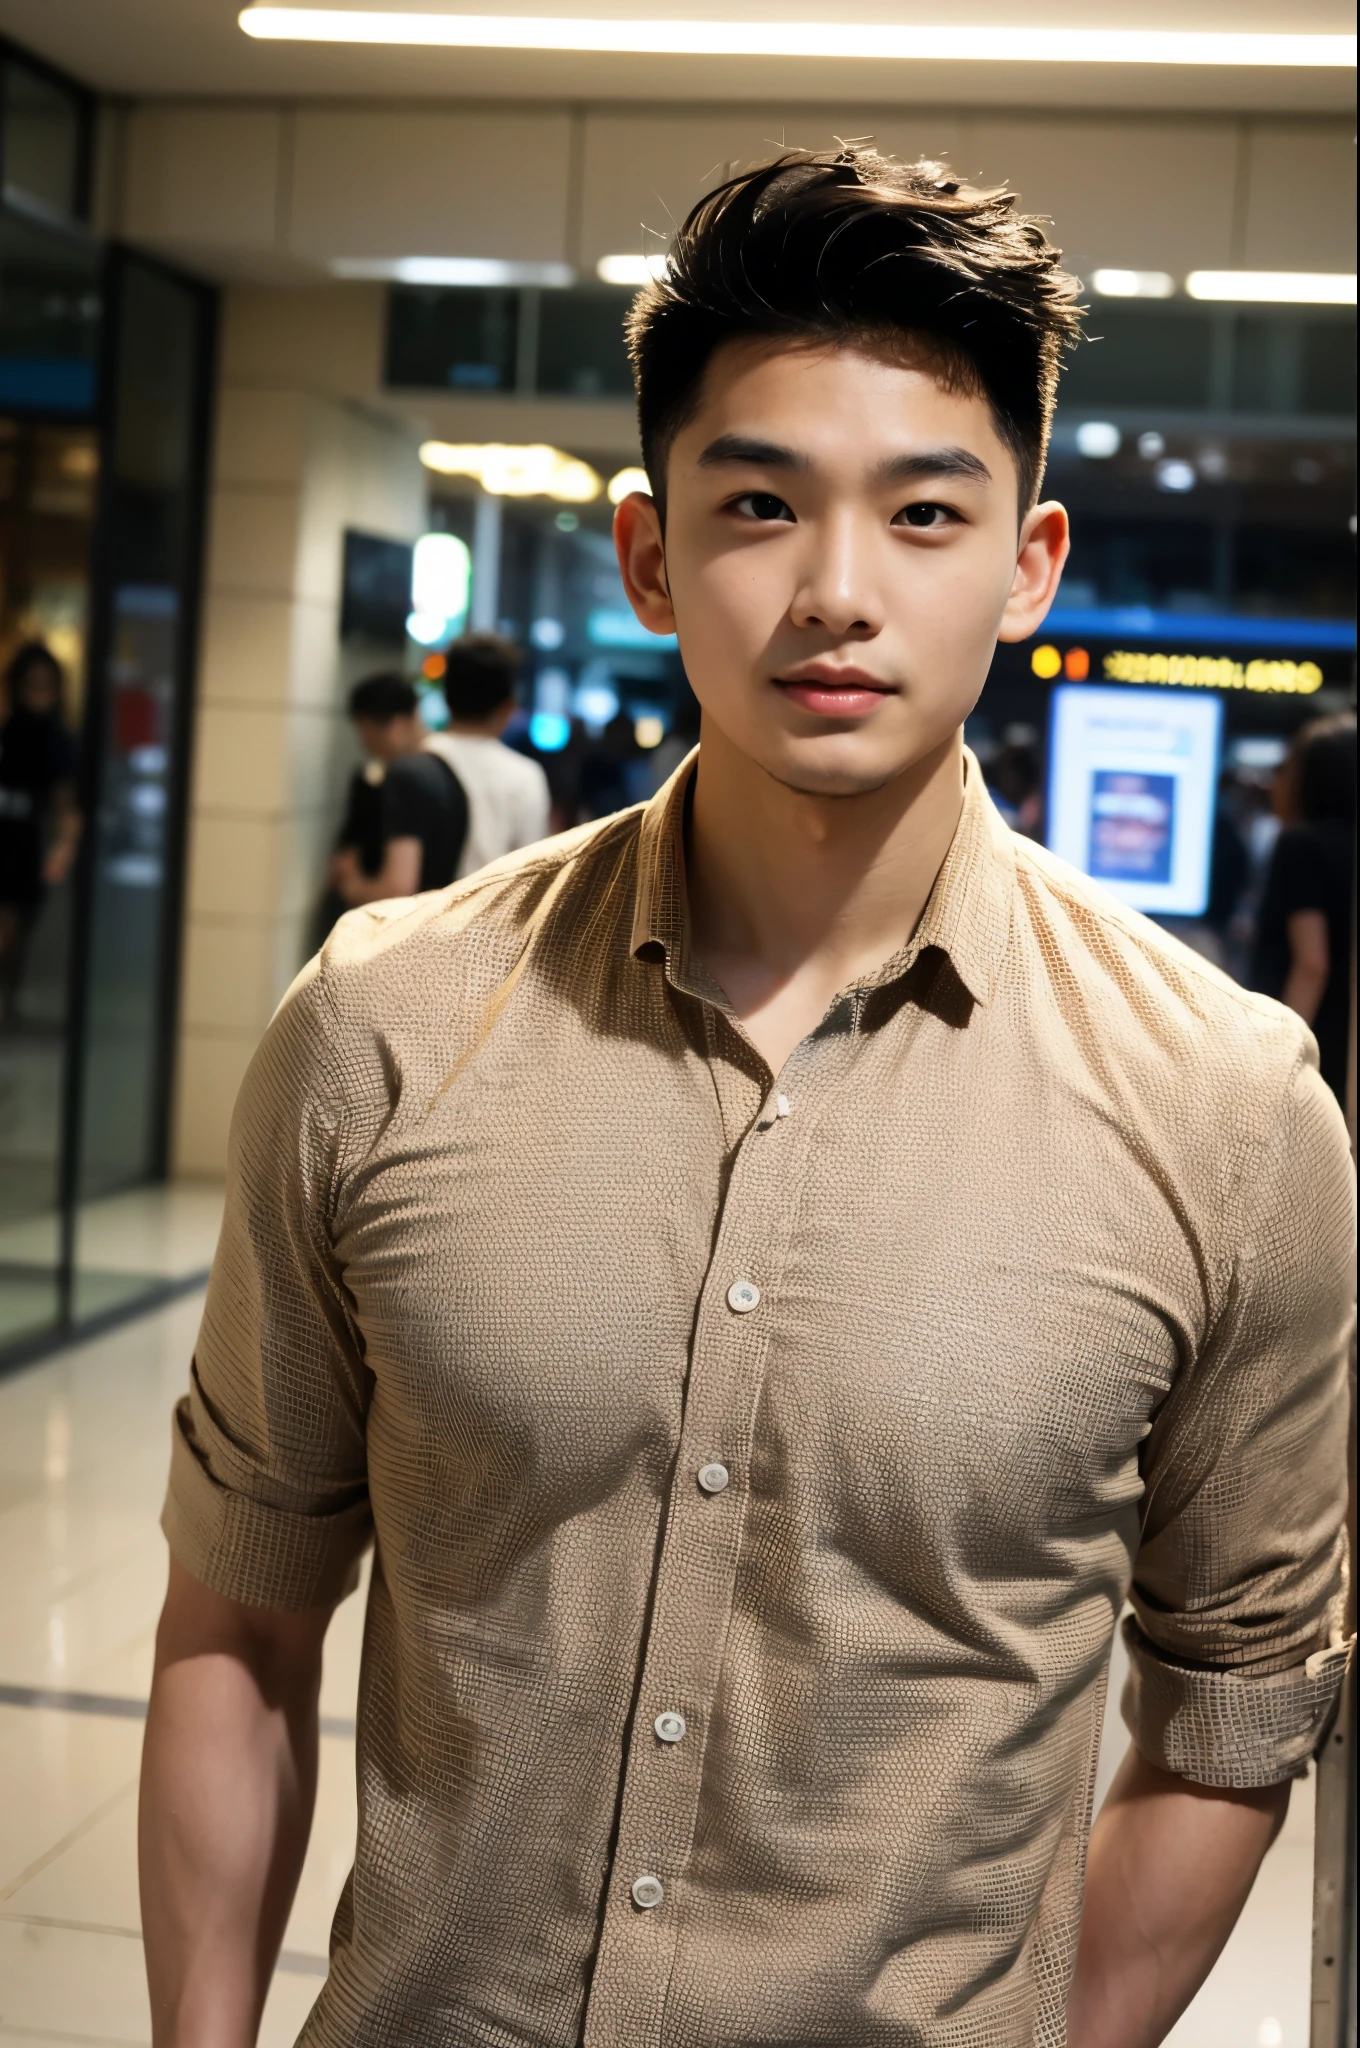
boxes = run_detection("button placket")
[583,1051,838,2048]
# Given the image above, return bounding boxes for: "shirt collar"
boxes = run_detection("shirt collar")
[630,744,1015,1011]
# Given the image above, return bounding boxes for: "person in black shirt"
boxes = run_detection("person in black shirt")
[322,673,468,930]
[1252,711,1356,1106]
[0,641,82,1022]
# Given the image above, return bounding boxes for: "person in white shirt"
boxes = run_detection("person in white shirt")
[423,634,552,878]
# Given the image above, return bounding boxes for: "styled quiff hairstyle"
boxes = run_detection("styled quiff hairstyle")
[626,144,1084,515]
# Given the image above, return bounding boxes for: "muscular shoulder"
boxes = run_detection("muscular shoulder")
[1007,832,1317,1153]
[314,805,635,1024]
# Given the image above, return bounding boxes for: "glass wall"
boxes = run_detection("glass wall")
[0,126,215,1363]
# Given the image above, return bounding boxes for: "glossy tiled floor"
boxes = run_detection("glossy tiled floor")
[0,1260,1319,2046]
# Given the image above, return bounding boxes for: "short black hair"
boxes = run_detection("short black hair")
[349,672,418,723]
[626,144,1084,515]
[5,638,63,701]
[442,632,521,723]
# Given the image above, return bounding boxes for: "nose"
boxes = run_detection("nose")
[788,508,885,639]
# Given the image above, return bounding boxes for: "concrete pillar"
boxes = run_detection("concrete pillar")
[171,286,426,1179]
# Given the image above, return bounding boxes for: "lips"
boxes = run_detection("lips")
[774,671,895,720]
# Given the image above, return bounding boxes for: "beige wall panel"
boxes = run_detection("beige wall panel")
[213,388,309,489]
[123,107,281,247]
[197,592,297,710]
[960,118,1238,276]
[578,111,965,265]
[185,815,292,921]
[220,285,386,399]
[191,702,311,814]
[181,916,283,1034]
[1241,125,1357,272]
[205,489,302,605]
[173,1031,257,1179]
[289,110,572,264]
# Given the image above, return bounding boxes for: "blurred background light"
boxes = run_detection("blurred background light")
[597,254,669,286]
[574,679,620,730]
[239,14,1357,66]
[1091,269,1175,298]
[406,610,448,645]
[607,465,652,503]
[411,531,471,622]
[1137,431,1166,459]
[1155,458,1197,492]
[528,711,571,752]
[634,714,665,749]
[1186,270,1357,304]
[332,256,574,287]
[419,441,603,502]
[587,607,677,650]
[1075,421,1121,459]
[530,616,566,650]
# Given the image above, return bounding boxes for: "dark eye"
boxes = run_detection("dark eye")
[734,491,794,522]
[895,501,954,529]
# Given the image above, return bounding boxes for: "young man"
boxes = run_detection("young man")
[141,150,1353,2048]
[421,630,552,875]
[320,672,469,938]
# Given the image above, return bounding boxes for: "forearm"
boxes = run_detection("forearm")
[1068,1745,1289,2048]
[1281,962,1327,1026]
[139,1565,327,2047]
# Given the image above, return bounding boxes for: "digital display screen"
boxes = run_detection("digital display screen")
[1046,684,1223,918]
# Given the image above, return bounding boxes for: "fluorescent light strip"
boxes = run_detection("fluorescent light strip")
[1186,271,1357,305]
[238,11,1356,64]
[332,256,575,285]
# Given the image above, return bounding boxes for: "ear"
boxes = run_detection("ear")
[996,500,1070,645]
[613,492,677,637]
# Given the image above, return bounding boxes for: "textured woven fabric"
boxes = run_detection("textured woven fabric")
[163,751,1354,2048]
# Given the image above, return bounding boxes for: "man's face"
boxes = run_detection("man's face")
[615,338,1068,797]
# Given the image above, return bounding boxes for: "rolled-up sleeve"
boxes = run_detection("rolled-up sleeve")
[1123,1045,1355,1787]
[162,956,374,1611]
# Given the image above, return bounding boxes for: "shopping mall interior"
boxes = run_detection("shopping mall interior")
[0,3,1353,2041]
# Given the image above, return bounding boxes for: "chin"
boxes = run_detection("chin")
[761,740,916,800]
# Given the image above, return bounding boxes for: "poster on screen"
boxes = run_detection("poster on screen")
[1046,684,1223,919]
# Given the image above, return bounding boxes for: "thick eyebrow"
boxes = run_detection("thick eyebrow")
[877,446,993,487]
[694,435,992,488]
[696,433,810,473]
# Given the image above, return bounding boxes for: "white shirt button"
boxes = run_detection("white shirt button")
[775,1093,791,1117]
[726,1279,760,1313]
[654,1710,687,1743]
[631,1873,665,1910]
[697,1461,730,1494]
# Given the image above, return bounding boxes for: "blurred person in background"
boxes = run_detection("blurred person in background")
[423,632,551,876]
[1252,711,1356,1104]
[646,679,703,794]
[0,641,82,1025]
[319,672,468,935]
[985,723,1043,837]
[578,708,646,819]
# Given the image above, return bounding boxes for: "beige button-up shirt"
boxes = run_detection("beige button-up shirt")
[165,752,1354,2047]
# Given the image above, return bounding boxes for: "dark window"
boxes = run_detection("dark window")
[1065,515,1218,608]
[1299,317,1356,415]
[341,529,413,646]
[1061,306,1217,410]
[385,286,518,391]
[536,288,634,398]
[0,208,101,415]
[2,56,84,220]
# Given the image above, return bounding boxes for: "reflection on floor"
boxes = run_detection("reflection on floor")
[0,1283,1319,2046]
[0,1181,225,1349]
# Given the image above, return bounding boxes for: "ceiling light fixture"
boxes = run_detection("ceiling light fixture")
[420,440,603,502]
[1090,268,1175,298]
[238,11,1355,65]
[597,254,669,286]
[1185,270,1357,304]
[332,256,574,286]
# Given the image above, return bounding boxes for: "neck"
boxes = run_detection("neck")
[685,721,966,1042]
